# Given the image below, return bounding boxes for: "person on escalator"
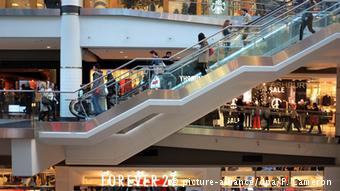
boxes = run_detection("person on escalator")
[91,63,105,115]
[197,33,209,76]
[241,8,252,46]
[300,0,316,40]
[106,70,117,108]
[222,19,232,55]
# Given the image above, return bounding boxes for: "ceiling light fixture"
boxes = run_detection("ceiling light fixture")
[46,46,51,49]
[11,3,19,6]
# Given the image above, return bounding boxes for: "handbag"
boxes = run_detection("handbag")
[42,96,50,105]
[209,48,215,56]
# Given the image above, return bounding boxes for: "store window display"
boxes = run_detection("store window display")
[3,0,46,8]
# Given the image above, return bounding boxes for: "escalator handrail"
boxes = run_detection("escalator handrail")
[79,0,319,102]
[73,0,295,94]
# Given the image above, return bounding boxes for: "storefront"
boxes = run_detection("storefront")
[196,78,336,133]
[222,167,327,191]
[0,168,55,190]
[83,0,257,16]
[55,167,215,191]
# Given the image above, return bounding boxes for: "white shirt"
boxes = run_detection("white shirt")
[243,13,252,24]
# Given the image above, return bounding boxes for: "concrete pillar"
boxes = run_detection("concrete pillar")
[11,139,64,176]
[60,0,83,118]
[202,167,221,191]
[324,166,340,191]
[56,166,82,191]
[336,67,340,140]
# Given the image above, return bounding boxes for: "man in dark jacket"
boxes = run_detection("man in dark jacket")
[300,0,316,40]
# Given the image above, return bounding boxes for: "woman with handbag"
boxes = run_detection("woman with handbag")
[197,33,210,76]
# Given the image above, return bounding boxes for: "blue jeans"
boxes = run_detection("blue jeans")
[92,95,104,115]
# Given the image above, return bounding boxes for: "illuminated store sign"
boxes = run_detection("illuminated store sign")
[211,0,226,14]
[101,171,178,187]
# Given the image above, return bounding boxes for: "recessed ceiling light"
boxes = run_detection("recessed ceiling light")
[120,51,124,54]
[12,3,19,6]
[46,46,51,49]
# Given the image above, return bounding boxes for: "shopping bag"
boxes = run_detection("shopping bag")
[150,75,161,89]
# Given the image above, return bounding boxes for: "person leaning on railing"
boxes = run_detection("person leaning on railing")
[91,63,105,115]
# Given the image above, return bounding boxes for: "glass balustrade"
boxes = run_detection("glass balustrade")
[83,0,281,16]
[0,0,284,17]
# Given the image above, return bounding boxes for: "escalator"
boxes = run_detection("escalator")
[37,1,340,164]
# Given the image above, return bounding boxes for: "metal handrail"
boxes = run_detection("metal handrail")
[168,0,324,75]
[74,0,294,94]
[78,0,316,103]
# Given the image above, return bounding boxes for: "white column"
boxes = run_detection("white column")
[60,0,83,118]
[324,166,340,191]
[202,167,221,191]
[11,139,64,176]
[336,67,340,139]
[56,166,83,191]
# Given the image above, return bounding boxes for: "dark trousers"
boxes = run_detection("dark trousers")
[287,117,301,132]
[263,117,271,131]
[309,124,322,134]
[198,62,207,76]
[300,14,315,40]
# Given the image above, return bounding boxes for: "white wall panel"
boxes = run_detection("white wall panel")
[0,17,60,37]
[80,16,222,48]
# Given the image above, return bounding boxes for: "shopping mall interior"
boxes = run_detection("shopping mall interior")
[1,0,340,190]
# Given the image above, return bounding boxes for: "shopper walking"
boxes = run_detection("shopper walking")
[300,0,316,40]
[38,83,51,121]
[236,96,245,131]
[262,104,271,131]
[308,103,322,134]
[287,105,301,132]
[91,63,105,115]
[197,33,209,76]
[46,83,58,121]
